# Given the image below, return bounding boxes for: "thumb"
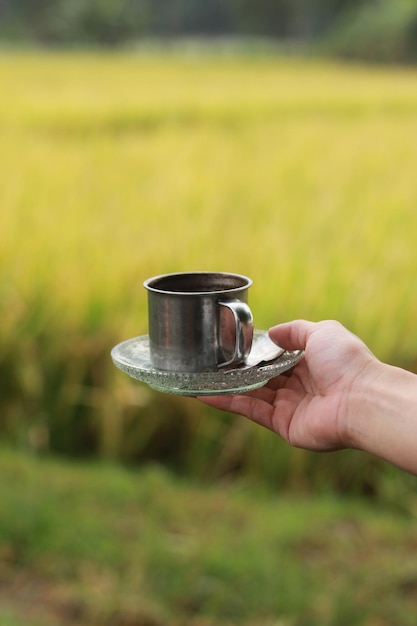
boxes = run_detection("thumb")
[268,319,317,352]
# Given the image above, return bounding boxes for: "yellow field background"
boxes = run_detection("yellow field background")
[2,51,417,487]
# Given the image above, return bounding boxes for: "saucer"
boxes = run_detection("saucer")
[111,330,303,396]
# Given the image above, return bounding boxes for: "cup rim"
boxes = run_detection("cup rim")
[144,271,252,296]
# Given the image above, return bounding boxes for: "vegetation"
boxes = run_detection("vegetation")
[1,49,417,626]
[0,0,363,43]
[322,0,417,63]
[2,1,417,63]
[1,448,417,625]
[2,51,417,494]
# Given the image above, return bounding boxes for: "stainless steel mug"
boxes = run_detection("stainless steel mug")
[144,272,254,372]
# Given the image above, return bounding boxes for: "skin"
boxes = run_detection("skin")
[198,320,417,475]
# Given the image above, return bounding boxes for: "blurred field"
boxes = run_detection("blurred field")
[1,448,417,626]
[2,51,417,490]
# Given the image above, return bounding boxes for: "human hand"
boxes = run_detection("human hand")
[198,320,379,452]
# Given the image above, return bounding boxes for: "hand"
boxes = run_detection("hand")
[198,320,378,452]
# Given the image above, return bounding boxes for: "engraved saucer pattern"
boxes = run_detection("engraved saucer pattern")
[111,330,303,396]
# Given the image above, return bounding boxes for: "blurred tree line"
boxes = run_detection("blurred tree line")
[1,0,417,62]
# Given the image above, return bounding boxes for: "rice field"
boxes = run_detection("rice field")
[1,50,417,483]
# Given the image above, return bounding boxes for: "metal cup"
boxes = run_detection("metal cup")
[144,272,254,373]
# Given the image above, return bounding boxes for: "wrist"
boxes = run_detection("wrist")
[344,358,417,473]
[343,358,388,451]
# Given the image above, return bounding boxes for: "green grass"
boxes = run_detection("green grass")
[0,448,416,626]
[2,51,417,488]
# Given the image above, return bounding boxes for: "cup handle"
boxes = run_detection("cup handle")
[218,299,254,368]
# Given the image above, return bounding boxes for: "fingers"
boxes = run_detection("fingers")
[268,319,317,352]
[197,393,275,430]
